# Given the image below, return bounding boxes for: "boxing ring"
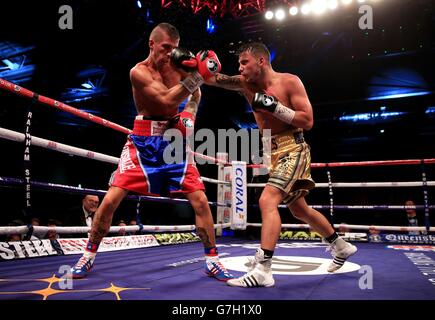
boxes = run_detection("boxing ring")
[1,239,434,300]
[0,78,435,300]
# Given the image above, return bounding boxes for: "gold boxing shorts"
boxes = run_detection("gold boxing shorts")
[265,129,315,205]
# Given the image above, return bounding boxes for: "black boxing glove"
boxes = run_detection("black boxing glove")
[170,47,198,72]
[252,92,295,124]
[171,48,203,94]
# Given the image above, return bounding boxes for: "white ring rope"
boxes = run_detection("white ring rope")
[201,177,230,185]
[0,223,232,236]
[2,127,433,188]
[0,126,228,184]
[1,222,433,236]
[247,223,435,232]
[0,126,119,165]
[1,127,433,236]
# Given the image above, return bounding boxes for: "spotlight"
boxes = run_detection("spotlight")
[328,0,339,10]
[301,3,311,15]
[265,10,274,20]
[136,0,142,9]
[312,0,327,15]
[289,6,299,16]
[342,0,352,5]
[275,8,286,20]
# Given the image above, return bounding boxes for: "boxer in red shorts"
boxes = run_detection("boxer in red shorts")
[69,23,233,281]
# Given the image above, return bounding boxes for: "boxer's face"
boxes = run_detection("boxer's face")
[150,32,179,67]
[238,51,262,83]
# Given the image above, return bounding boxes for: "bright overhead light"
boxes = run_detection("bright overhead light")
[289,6,299,16]
[301,4,311,15]
[312,0,328,15]
[265,10,274,20]
[275,8,286,20]
[328,0,339,10]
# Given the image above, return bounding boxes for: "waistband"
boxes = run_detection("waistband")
[132,118,170,136]
[264,129,304,149]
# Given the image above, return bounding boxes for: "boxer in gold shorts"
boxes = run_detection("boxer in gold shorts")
[268,129,315,206]
[205,42,358,287]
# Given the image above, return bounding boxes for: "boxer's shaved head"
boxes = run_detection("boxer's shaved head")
[150,23,179,42]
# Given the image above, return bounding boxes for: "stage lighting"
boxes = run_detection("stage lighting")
[265,10,274,20]
[206,18,216,34]
[289,6,299,15]
[301,3,311,15]
[275,8,286,20]
[312,0,327,15]
[328,0,339,10]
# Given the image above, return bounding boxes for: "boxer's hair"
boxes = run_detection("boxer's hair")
[236,42,270,63]
[150,22,180,41]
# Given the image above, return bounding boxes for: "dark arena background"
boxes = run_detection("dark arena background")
[0,0,434,312]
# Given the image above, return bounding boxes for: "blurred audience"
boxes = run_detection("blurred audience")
[5,219,24,242]
[46,219,61,240]
[117,220,127,236]
[404,200,426,235]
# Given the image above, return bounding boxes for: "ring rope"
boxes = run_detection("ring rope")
[0,127,433,188]
[2,176,432,211]
[0,176,230,208]
[1,78,434,168]
[0,223,232,236]
[0,78,132,134]
[0,127,231,185]
[246,223,435,232]
[1,221,433,236]
[0,127,119,164]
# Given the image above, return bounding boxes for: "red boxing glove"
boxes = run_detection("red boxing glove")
[170,110,195,137]
[196,50,221,80]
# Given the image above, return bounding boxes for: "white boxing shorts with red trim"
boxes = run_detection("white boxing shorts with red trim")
[110,114,205,196]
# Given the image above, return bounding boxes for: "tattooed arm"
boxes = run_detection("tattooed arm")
[205,73,246,92]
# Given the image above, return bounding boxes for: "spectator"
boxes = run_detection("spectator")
[46,219,61,240]
[29,217,44,240]
[128,219,138,235]
[117,220,127,236]
[5,219,24,242]
[368,226,380,235]
[64,194,100,237]
[404,200,425,235]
